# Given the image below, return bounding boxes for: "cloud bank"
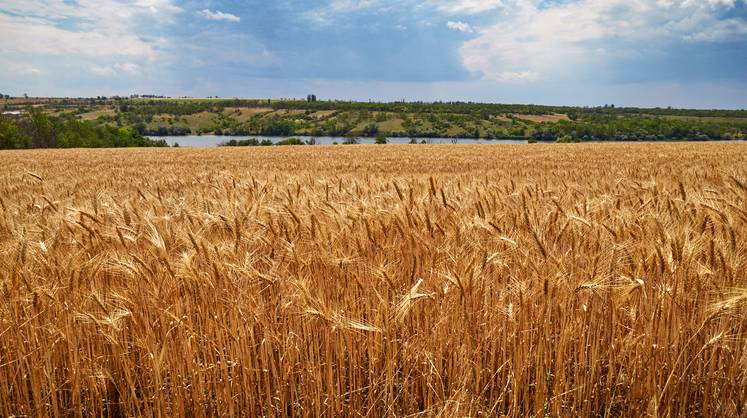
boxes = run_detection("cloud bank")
[460,0,747,82]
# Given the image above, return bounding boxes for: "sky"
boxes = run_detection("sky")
[1,0,746,108]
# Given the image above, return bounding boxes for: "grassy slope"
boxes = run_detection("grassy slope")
[14,98,747,139]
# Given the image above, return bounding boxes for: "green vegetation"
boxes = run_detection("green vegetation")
[275,137,305,146]
[220,136,320,147]
[4,98,747,142]
[0,108,167,149]
[221,138,273,147]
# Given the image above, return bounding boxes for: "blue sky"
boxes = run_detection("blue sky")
[1,0,747,108]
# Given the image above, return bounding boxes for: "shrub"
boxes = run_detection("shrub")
[276,137,305,146]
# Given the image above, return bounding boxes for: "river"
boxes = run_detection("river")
[148,135,529,147]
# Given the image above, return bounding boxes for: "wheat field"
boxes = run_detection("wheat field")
[0,143,745,417]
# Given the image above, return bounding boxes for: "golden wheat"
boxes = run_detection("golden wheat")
[0,143,745,417]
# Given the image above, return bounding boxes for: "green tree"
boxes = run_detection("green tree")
[343,131,358,145]
[17,107,55,148]
[374,133,388,144]
[362,123,379,137]
[0,117,27,149]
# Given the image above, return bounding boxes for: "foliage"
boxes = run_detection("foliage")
[137,125,192,136]
[0,110,166,149]
[222,138,261,147]
[362,123,379,137]
[275,137,304,146]
[0,117,29,149]
[545,115,747,141]
[17,97,747,141]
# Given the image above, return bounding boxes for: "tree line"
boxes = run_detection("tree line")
[77,98,747,119]
[0,108,167,149]
[531,115,747,142]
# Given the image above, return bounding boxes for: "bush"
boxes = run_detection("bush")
[141,126,191,136]
[222,138,261,147]
[261,118,294,136]
[362,124,379,137]
[276,137,305,146]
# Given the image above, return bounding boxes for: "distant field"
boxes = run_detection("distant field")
[662,114,747,123]
[1,143,745,416]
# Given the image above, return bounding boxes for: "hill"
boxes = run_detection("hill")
[2,97,746,142]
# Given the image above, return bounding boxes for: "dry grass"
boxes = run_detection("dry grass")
[223,107,275,122]
[78,108,118,121]
[511,113,570,123]
[0,143,745,417]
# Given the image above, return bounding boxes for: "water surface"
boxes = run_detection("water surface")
[150,135,529,147]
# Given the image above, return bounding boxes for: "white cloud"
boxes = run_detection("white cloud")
[90,63,139,77]
[0,13,158,59]
[3,62,43,75]
[198,9,240,22]
[91,66,116,76]
[683,17,747,41]
[433,0,504,14]
[301,0,502,27]
[0,0,182,27]
[303,9,333,26]
[303,0,400,25]
[329,0,388,12]
[133,0,182,15]
[0,0,181,59]
[0,0,180,87]
[459,0,747,82]
[114,63,140,74]
[447,20,473,32]
[492,71,538,81]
